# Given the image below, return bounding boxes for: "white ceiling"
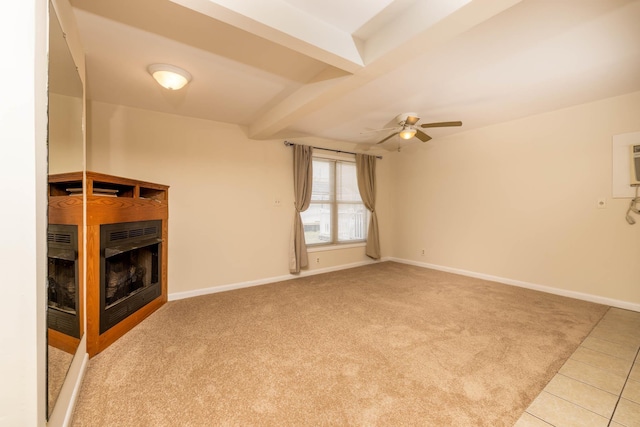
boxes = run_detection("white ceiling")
[69,0,640,151]
[281,0,398,34]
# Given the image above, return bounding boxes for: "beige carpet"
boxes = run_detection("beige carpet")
[72,262,608,426]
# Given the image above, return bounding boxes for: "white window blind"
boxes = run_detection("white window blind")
[300,158,368,246]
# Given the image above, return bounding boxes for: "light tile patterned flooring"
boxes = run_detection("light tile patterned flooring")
[514,307,640,427]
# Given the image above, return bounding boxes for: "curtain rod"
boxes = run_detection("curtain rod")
[284,141,382,159]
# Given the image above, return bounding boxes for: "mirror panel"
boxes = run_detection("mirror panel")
[48,4,83,173]
[47,2,84,419]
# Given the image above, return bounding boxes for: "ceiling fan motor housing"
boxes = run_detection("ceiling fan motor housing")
[396,112,419,126]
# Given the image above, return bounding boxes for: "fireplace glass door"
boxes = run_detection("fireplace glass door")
[47,224,79,338]
[100,220,162,333]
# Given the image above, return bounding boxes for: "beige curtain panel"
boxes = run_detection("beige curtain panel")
[356,153,381,259]
[289,144,313,273]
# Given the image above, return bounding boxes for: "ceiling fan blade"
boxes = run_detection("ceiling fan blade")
[420,121,462,128]
[415,129,432,142]
[376,132,399,144]
[360,126,399,134]
[404,115,420,126]
[355,143,372,152]
[382,144,401,152]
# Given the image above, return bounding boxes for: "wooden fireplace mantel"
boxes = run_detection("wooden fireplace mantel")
[49,171,169,357]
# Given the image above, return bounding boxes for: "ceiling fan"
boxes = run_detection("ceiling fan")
[374,113,462,144]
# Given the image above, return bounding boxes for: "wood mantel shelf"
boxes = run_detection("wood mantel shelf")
[49,171,169,357]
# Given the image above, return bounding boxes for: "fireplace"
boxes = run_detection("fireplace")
[100,220,162,334]
[49,171,168,356]
[48,224,79,338]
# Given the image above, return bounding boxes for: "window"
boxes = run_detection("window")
[300,157,368,245]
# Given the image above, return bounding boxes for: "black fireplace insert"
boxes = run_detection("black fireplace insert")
[100,220,162,333]
[48,224,79,338]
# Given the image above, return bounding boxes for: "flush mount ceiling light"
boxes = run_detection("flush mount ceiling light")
[398,126,417,140]
[148,63,192,90]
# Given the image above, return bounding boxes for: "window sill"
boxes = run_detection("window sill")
[307,242,366,253]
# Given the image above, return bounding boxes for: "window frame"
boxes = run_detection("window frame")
[303,154,368,247]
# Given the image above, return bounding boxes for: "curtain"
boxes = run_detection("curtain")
[356,154,380,260]
[289,144,313,273]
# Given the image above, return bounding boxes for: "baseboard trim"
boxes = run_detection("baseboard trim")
[48,336,89,427]
[61,352,88,427]
[388,257,640,312]
[170,257,639,312]
[169,257,390,301]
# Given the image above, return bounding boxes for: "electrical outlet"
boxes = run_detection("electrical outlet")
[315,257,320,264]
[420,249,425,256]
[596,198,606,209]
[273,198,282,207]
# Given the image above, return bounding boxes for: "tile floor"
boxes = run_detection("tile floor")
[514,307,640,427]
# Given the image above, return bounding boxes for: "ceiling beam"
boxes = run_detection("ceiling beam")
[248,0,524,140]
[169,0,364,73]
[357,0,471,64]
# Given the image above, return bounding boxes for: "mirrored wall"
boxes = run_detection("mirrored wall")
[47,1,84,419]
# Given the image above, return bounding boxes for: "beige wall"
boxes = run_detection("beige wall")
[87,91,640,306]
[391,91,640,305]
[86,101,393,295]
[0,0,47,425]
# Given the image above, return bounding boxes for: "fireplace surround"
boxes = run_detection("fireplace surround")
[49,171,168,356]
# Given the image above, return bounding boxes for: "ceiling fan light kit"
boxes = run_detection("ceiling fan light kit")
[148,63,192,90]
[399,127,417,139]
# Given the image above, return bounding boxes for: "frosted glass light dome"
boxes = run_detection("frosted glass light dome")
[148,64,192,90]
[399,127,417,140]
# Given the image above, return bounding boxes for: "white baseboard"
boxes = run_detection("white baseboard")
[47,336,89,427]
[388,257,640,312]
[169,256,639,312]
[169,257,390,301]
[61,352,88,427]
